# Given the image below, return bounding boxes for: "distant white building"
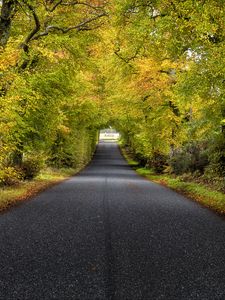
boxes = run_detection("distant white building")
[99,128,120,140]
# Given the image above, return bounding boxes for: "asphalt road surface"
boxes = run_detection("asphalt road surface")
[0,142,225,300]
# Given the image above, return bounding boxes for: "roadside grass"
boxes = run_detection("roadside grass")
[0,167,80,213]
[121,148,225,215]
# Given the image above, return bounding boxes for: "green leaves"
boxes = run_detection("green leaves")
[0,0,224,178]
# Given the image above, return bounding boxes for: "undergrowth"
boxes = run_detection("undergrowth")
[121,147,225,215]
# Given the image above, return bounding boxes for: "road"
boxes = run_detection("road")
[0,142,225,299]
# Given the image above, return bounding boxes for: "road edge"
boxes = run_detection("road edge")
[120,145,225,216]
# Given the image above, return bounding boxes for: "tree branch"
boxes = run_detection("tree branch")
[114,46,140,64]
[20,3,40,52]
[31,12,107,40]
[42,0,106,13]
[44,0,63,12]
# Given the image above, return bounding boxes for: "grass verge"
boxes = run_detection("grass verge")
[121,147,225,215]
[0,166,81,213]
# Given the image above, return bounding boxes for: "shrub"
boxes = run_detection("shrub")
[148,152,168,174]
[20,158,42,180]
[169,151,192,175]
[169,143,209,175]
[187,144,208,173]
[206,136,225,177]
[0,167,22,186]
[135,152,148,167]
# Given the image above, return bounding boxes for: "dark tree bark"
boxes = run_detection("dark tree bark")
[0,0,16,47]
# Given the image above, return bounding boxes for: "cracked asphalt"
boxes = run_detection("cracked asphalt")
[0,142,225,299]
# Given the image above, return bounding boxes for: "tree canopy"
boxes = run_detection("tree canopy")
[0,0,224,186]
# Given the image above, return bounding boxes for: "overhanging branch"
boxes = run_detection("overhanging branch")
[31,12,107,40]
[20,2,40,52]
[44,0,63,12]
[114,46,140,64]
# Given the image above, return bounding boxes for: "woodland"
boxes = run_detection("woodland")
[0,0,225,191]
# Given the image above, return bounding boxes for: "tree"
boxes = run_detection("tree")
[0,0,225,184]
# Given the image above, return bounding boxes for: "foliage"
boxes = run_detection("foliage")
[0,0,106,186]
[169,142,209,175]
[0,0,225,188]
[102,0,225,181]
[0,167,21,186]
[205,136,225,177]
[20,157,43,180]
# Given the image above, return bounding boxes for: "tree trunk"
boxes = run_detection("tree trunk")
[0,0,15,48]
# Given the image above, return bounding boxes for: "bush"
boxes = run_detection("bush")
[169,143,209,175]
[169,151,192,175]
[20,158,42,180]
[148,152,168,174]
[0,167,22,186]
[187,144,208,173]
[206,136,225,177]
[134,152,148,167]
